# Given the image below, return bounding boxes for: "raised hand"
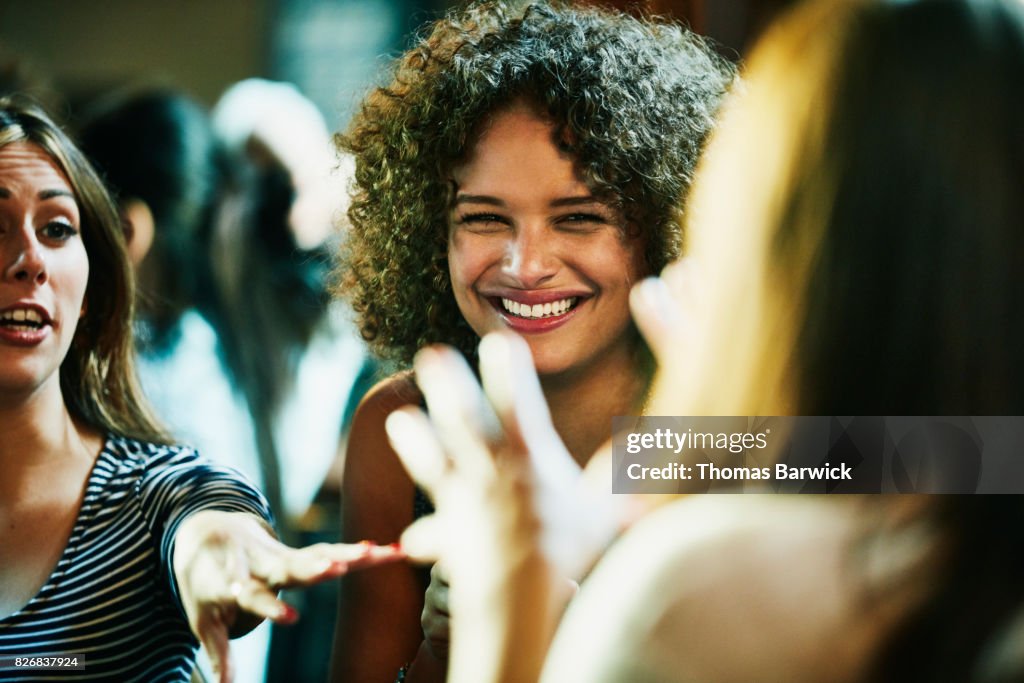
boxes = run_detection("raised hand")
[383,333,617,682]
[387,333,621,581]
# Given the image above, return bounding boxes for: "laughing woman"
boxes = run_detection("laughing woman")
[329,3,734,681]
[0,98,401,682]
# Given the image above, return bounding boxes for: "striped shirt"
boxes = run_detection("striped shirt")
[0,436,272,681]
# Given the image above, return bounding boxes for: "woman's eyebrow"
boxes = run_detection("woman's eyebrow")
[0,187,74,200]
[550,195,602,208]
[453,194,605,208]
[454,194,506,206]
[39,188,74,200]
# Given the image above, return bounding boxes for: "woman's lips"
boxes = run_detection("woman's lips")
[0,323,51,346]
[489,295,585,334]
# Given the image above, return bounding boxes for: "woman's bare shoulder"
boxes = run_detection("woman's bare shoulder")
[342,371,423,530]
[343,371,421,487]
[545,496,885,683]
[353,371,423,424]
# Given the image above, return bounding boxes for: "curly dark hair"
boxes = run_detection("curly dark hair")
[338,1,735,364]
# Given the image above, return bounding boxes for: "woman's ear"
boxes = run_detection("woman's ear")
[121,198,156,268]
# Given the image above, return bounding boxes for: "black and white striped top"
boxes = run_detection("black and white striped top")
[0,436,272,682]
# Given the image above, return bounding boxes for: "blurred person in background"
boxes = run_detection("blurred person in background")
[211,78,373,531]
[211,78,378,682]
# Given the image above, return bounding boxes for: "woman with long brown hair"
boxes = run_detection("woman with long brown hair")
[0,97,401,682]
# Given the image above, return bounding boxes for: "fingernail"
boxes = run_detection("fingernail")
[277,604,299,623]
[387,542,402,553]
[400,528,428,558]
[635,277,673,316]
[479,332,510,364]
[384,411,419,450]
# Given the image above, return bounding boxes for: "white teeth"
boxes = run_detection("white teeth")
[499,297,578,319]
[0,308,44,324]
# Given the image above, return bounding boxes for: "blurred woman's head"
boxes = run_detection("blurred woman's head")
[679,0,1024,416]
[0,96,164,440]
[78,89,226,351]
[340,1,734,366]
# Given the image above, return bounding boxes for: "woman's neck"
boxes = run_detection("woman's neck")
[540,348,647,468]
[0,379,94,467]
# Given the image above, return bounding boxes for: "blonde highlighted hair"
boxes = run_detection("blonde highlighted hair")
[675,0,1024,416]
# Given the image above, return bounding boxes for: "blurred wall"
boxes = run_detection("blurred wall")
[1,0,795,128]
[0,0,271,108]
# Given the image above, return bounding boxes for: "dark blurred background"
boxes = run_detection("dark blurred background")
[0,0,798,129]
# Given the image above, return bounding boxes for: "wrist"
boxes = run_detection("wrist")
[448,551,558,683]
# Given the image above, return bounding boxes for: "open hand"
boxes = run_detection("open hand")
[172,510,402,682]
[386,333,621,582]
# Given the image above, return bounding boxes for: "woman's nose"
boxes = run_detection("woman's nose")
[503,225,557,287]
[3,233,48,285]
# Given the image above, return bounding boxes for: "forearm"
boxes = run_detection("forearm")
[448,551,563,683]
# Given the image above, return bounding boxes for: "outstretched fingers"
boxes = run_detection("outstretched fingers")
[174,510,404,683]
[385,406,449,498]
[249,539,405,592]
[479,332,577,483]
[634,258,703,358]
[414,345,500,480]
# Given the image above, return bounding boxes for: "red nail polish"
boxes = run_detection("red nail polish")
[387,542,402,552]
[277,604,299,623]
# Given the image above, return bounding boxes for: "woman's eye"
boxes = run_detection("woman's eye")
[40,220,79,242]
[456,213,510,233]
[556,213,611,232]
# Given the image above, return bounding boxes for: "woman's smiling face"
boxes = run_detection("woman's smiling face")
[447,101,647,379]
